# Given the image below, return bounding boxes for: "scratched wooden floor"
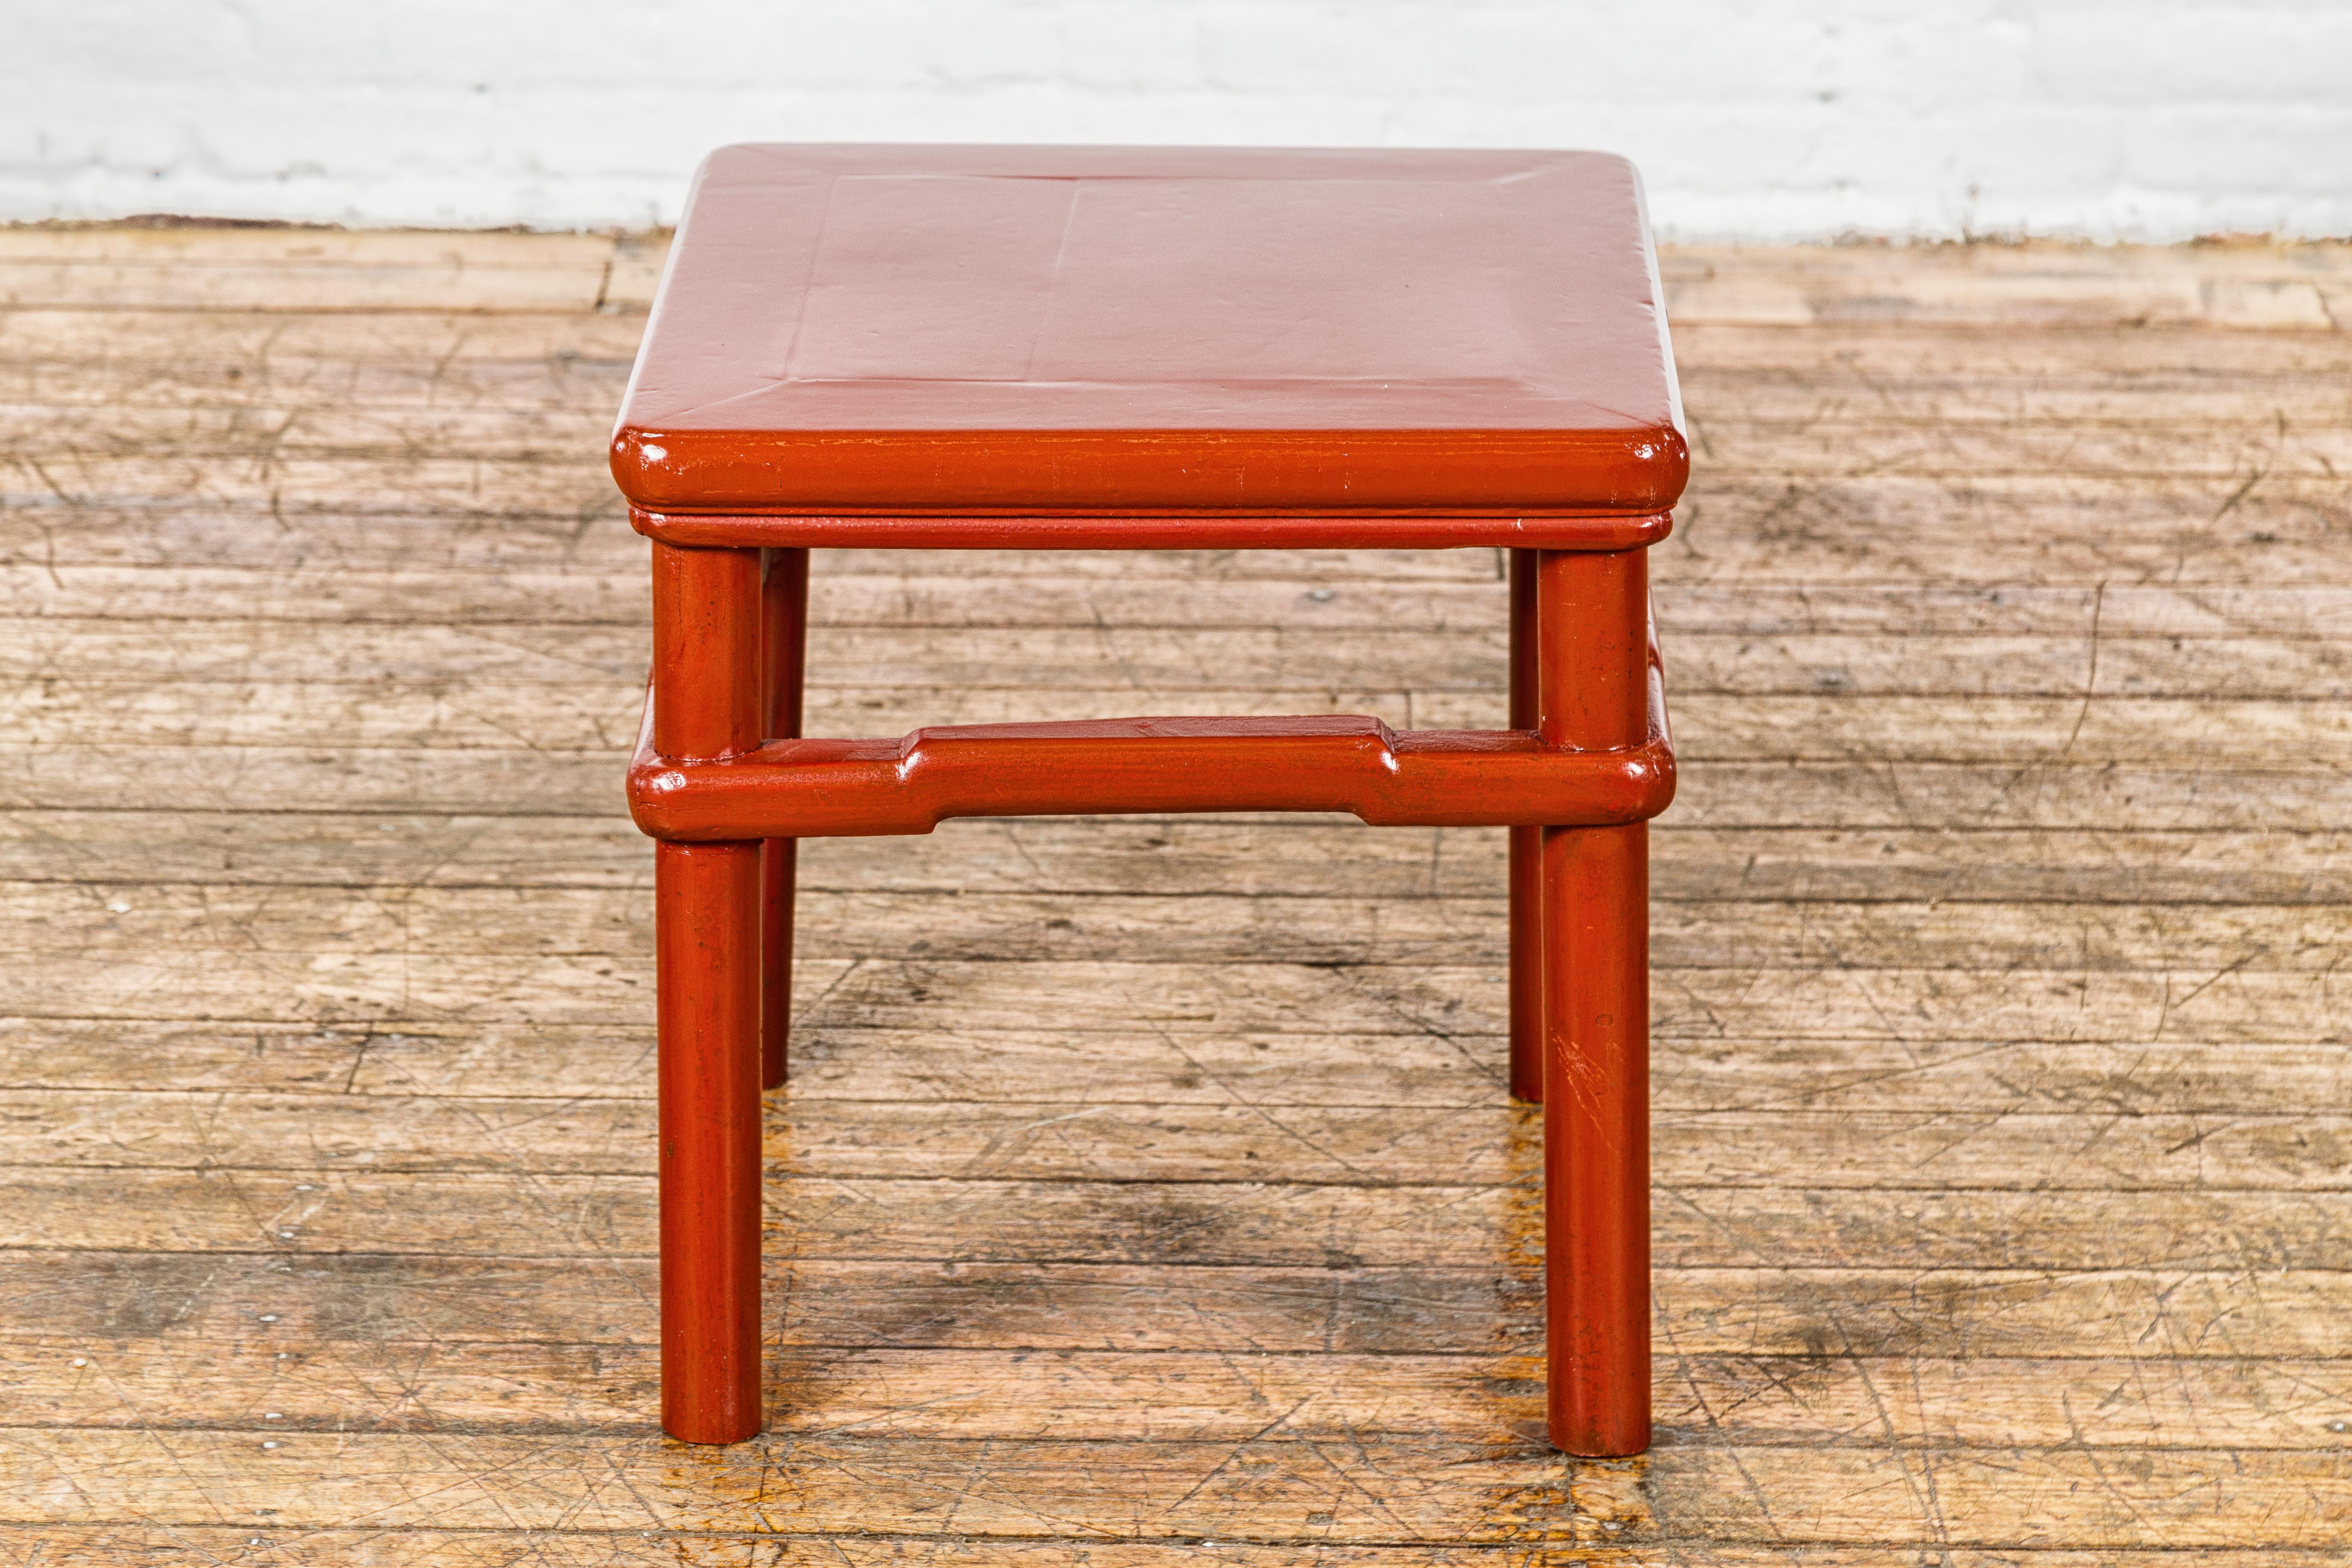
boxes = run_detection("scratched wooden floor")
[2,227,2349,1565]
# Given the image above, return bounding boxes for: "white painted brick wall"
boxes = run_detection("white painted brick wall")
[7,0,2348,239]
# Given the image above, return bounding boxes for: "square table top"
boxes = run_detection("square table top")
[612,144,1686,519]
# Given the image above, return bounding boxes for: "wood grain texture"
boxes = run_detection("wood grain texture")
[1,229,2346,1560]
[9,1337,2346,1449]
[3,812,2345,905]
[15,622,2352,705]
[11,1017,2352,1118]
[10,1249,2348,1359]
[15,1087,2352,1192]
[4,1542,2349,1568]
[15,880,2352,973]
[5,1427,2349,1544]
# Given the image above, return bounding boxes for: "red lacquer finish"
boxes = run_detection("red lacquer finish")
[758,548,809,1089]
[652,544,761,760]
[631,710,1671,839]
[655,838,763,1443]
[631,506,1673,553]
[651,542,765,1444]
[1507,548,1543,1104]
[1540,821,1651,1455]
[610,145,1686,521]
[1537,548,1653,1457]
[620,143,1682,1455]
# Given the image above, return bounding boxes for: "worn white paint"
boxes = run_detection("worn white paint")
[8,0,2347,239]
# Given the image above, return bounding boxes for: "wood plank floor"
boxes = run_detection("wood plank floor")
[3,226,2349,1564]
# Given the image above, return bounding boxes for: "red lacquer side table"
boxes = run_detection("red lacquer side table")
[611,144,1686,1455]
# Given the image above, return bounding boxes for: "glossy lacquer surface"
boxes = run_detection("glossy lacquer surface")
[627,146,1678,1460]
[611,144,1687,520]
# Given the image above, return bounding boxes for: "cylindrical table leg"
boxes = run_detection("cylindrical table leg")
[759,548,810,1090]
[657,838,764,1442]
[1535,546,1653,1456]
[1540,820,1651,1455]
[652,542,765,1444]
[1507,547,1542,1103]
[759,840,798,1090]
